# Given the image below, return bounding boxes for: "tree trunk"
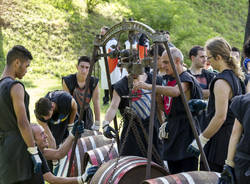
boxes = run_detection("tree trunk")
[244,0,250,43]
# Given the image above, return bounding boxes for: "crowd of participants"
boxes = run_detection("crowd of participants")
[1,25,250,184]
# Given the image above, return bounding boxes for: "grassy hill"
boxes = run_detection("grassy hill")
[0,0,248,121]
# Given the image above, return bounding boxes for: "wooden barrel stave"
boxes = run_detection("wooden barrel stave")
[83,143,118,172]
[56,134,114,177]
[141,171,220,184]
[90,156,168,184]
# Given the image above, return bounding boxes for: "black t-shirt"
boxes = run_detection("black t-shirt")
[230,94,250,155]
[112,73,160,160]
[187,69,216,89]
[44,90,72,146]
[162,71,203,161]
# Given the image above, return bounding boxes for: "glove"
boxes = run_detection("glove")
[102,120,117,139]
[69,120,84,138]
[77,166,99,184]
[158,121,169,140]
[217,164,235,184]
[187,134,209,157]
[91,121,100,131]
[27,146,42,173]
[52,160,59,175]
[188,99,207,116]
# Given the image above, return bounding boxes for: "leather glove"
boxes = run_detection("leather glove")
[187,134,209,157]
[188,99,207,116]
[102,120,117,139]
[69,120,84,138]
[91,121,100,131]
[77,166,99,184]
[217,164,235,184]
[27,146,42,173]
[158,121,169,140]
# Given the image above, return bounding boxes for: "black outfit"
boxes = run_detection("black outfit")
[15,150,50,184]
[113,74,161,163]
[230,94,250,184]
[39,90,72,146]
[0,77,44,184]
[162,71,203,174]
[203,70,244,172]
[187,69,216,131]
[62,74,99,129]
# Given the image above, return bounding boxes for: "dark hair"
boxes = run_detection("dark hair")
[149,44,165,57]
[232,47,240,53]
[34,97,52,120]
[243,38,250,58]
[160,30,170,35]
[189,45,204,59]
[77,56,90,65]
[6,45,33,66]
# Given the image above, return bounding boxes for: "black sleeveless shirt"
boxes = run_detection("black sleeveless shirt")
[0,77,33,184]
[205,70,245,166]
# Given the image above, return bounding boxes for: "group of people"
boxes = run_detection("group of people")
[1,26,250,184]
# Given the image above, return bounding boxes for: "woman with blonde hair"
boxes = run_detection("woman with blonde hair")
[188,37,245,172]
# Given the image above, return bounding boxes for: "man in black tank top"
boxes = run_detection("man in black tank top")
[0,45,43,184]
[133,48,203,174]
[34,90,78,148]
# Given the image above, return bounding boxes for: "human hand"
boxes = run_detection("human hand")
[27,146,42,173]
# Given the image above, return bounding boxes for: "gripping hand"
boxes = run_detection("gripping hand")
[70,120,84,137]
[27,146,42,173]
[158,121,169,140]
[91,121,100,131]
[217,164,235,184]
[188,99,207,116]
[102,120,117,139]
[187,134,209,157]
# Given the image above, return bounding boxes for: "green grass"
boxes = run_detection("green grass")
[0,0,248,123]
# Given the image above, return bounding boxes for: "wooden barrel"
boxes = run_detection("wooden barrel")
[83,143,118,172]
[90,156,168,184]
[141,171,220,184]
[56,135,113,177]
[81,129,102,137]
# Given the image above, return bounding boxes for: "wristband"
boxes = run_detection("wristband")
[95,120,100,126]
[67,123,74,132]
[27,146,38,154]
[225,159,235,168]
[77,176,84,184]
[102,120,110,128]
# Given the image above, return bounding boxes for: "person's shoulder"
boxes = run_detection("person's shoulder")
[62,73,76,81]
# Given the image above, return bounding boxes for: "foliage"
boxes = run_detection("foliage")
[86,0,109,13]
[117,0,248,65]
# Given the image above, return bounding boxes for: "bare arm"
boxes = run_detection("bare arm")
[104,90,121,122]
[92,83,100,121]
[62,79,70,94]
[246,80,250,93]
[156,94,165,124]
[226,119,243,164]
[133,81,190,97]
[68,99,77,125]
[11,83,35,147]
[37,119,56,149]
[43,136,74,160]
[203,79,232,139]
[43,172,78,184]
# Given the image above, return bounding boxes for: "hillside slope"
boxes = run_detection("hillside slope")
[0,0,248,78]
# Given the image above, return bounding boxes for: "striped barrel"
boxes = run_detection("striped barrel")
[83,143,118,172]
[56,135,114,177]
[141,171,220,184]
[81,129,102,137]
[90,156,168,184]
